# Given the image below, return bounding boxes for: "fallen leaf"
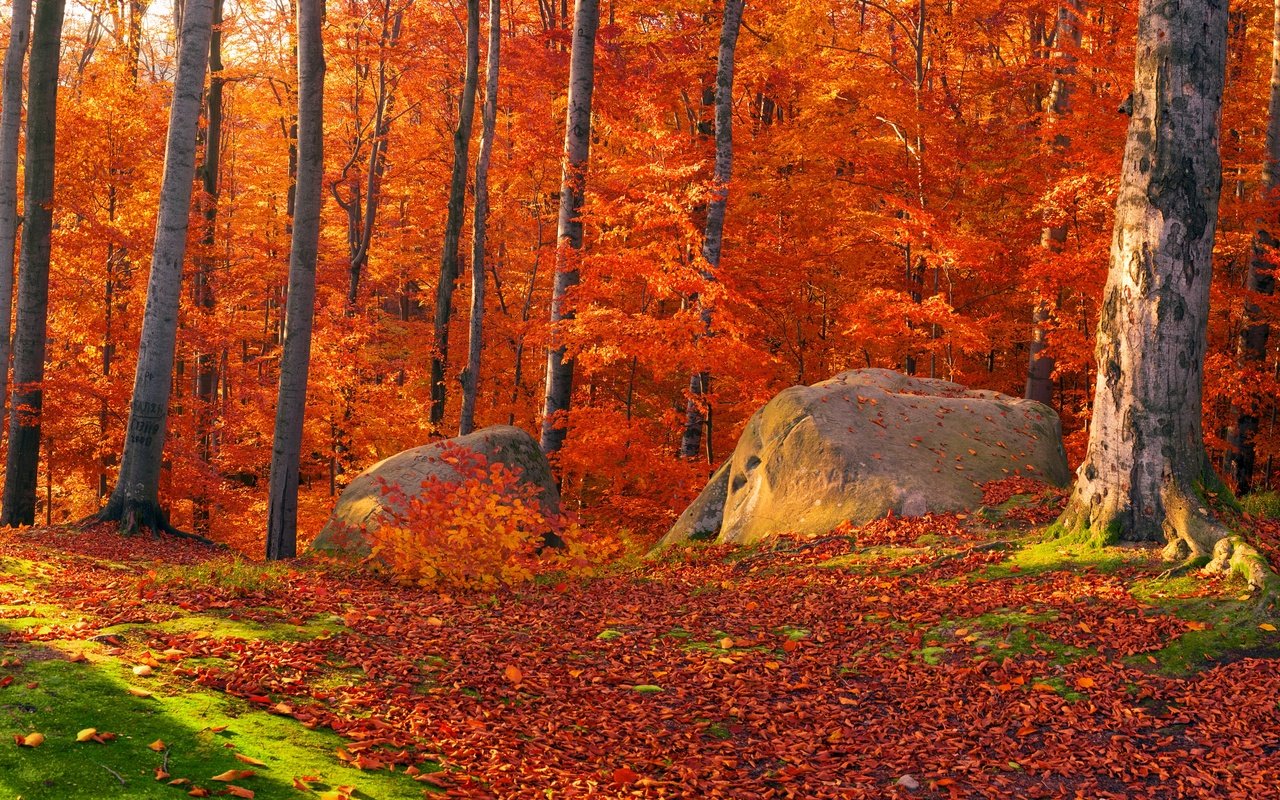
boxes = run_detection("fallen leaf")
[503,665,523,685]
[76,728,97,742]
[148,739,166,751]
[1260,623,1277,632]
[16,732,44,747]
[133,664,154,677]
[234,753,268,767]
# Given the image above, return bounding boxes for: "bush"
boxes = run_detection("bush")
[368,443,563,589]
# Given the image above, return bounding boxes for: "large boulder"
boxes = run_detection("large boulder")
[657,369,1069,548]
[310,425,559,556]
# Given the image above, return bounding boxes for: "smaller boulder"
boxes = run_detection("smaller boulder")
[310,425,559,557]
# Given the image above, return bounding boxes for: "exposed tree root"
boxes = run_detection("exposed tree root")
[79,498,220,548]
[1204,536,1280,615]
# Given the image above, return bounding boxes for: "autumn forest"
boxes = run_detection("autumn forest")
[1,0,1280,795]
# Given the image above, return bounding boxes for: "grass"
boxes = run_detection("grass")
[0,638,431,799]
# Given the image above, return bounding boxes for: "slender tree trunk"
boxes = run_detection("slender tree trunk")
[266,0,325,560]
[1026,1,1083,406]
[0,0,32,447]
[90,0,216,536]
[1,0,62,527]
[430,0,480,428]
[1226,0,1280,494]
[459,0,500,436]
[679,0,744,461]
[1058,0,1229,557]
[540,0,599,456]
[192,0,224,532]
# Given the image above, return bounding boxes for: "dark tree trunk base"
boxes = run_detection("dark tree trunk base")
[79,498,218,547]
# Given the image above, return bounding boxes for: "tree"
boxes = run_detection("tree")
[0,0,65,526]
[429,0,480,428]
[89,0,217,535]
[0,0,32,439]
[679,0,745,461]
[1058,0,1229,556]
[1025,0,1083,406]
[1225,0,1280,495]
[459,0,501,437]
[540,0,599,456]
[266,0,326,560]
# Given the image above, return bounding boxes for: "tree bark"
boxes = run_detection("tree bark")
[540,0,599,456]
[1025,1,1082,406]
[266,0,325,560]
[90,0,216,535]
[679,0,744,461]
[459,0,501,437]
[0,0,32,446]
[1058,0,1230,557]
[430,0,481,428]
[0,0,63,527]
[1226,0,1280,494]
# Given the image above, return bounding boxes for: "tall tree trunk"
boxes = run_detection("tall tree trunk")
[192,0,224,533]
[1026,1,1083,406]
[0,0,62,527]
[0,0,32,447]
[430,0,480,428]
[266,0,325,560]
[540,0,599,456]
[1058,0,1229,557]
[90,0,216,536]
[679,0,744,461]
[1226,0,1280,494]
[459,0,500,436]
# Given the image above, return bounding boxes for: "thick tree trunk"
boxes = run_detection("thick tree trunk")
[266,0,325,560]
[1226,0,1280,494]
[0,0,32,442]
[679,0,744,461]
[0,0,62,527]
[91,0,216,535]
[1058,0,1229,557]
[459,0,500,437]
[193,0,224,533]
[540,0,599,456]
[430,0,480,428]
[1026,1,1082,406]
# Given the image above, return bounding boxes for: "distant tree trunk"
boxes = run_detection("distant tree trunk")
[0,0,63,527]
[679,0,744,461]
[1058,0,1229,557]
[540,0,600,456]
[430,0,481,428]
[89,0,216,536]
[1226,0,1280,494]
[266,0,325,560]
[192,0,224,533]
[459,0,501,437]
[0,0,32,444]
[1025,0,1082,406]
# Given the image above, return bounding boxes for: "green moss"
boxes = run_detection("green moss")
[632,685,664,694]
[916,646,948,665]
[595,628,625,641]
[100,613,339,643]
[0,641,433,799]
[1242,491,1280,520]
[977,535,1139,580]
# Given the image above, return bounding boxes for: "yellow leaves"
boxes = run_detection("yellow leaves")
[1185,620,1210,631]
[1031,682,1056,693]
[76,728,98,742]
[503,665,524,685]
[718,636,734,649]
[212,769,255,781]
[426,616,444,627]
[15,732,44,747]
[132,664,154,677]
[148,739,167,751]
[127,686,154,698]
[1259,623,1277,632]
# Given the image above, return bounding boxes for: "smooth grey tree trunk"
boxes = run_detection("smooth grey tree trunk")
[1025,1,1082,406]
[1226,0,1280,494]
[1059,0,1229,556]
[540,0,599,456]
[429,0,480,428]
[266,0,325,560]
[90,0,216,536]
[679,0,745,461]
[0,0,62,527]
[459,0,501,437]
[0,0,32,442]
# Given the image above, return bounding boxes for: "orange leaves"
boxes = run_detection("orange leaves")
[503,665,524,686]
[14,732,44,747]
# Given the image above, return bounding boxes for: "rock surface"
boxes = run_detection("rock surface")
[657,369,1069,548]
[310,425,559,556]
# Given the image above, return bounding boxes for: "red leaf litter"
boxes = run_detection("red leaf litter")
[2,523,1279,799]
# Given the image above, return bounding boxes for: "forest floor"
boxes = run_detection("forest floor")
[2,492,1280,798]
